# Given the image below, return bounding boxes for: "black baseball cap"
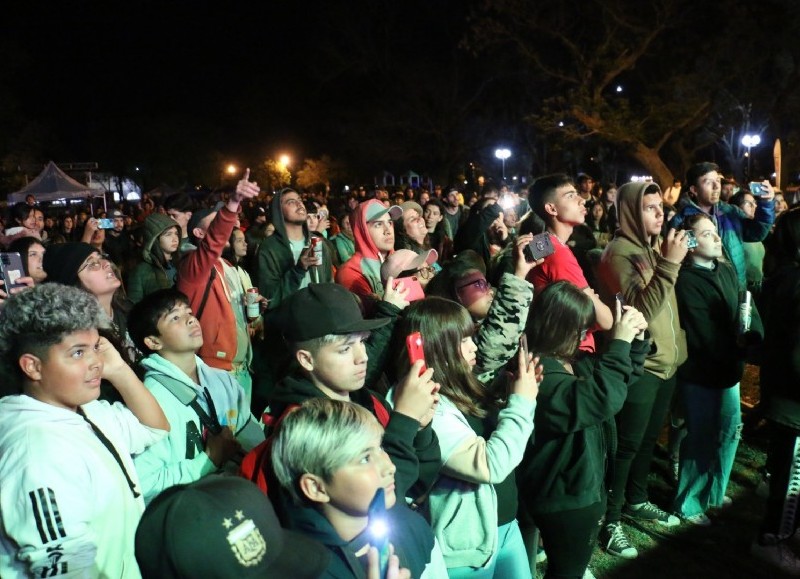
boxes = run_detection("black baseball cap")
[135,476,330,578]
[273,283,390,342]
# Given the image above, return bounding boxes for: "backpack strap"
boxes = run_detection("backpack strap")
[195,266,217,320]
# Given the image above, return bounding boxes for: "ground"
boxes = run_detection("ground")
[536,365,780,578]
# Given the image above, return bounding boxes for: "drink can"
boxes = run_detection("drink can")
[246,287,260,320]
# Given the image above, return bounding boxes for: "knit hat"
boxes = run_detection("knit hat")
[142,213,180,260]
[135,476,330,579]
[42,242,97,287]
[273,283,390,342]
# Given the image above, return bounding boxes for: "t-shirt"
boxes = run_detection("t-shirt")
[288,238,311,289]
[528,232,596,352]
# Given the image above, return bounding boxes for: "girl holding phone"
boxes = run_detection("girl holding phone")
[392,296,541,578]
[517,280,649,578]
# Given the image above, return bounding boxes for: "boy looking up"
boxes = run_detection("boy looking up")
[268,283,440,501]
[271,398,446,578]
[528,173,613,352]
[128,289,265,504]
[0,284,169,578]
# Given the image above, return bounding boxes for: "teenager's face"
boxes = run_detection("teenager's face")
[33,211,45,232]
[641,192,665,237]
[27,242,47,283]
[691,170,721,208]
[281,192,307,225]
[592,203,605,221]
[459,336,478,368]
[424,204,443,232]
[158,227,180,255]
[63,216,74,230]
[367,214,395,254]
[231,229,247,258]
[77,252,120,297]
[305,334,370,396]
[166,209,191,231]
[549,184,586,226]
[152,302,204,354]
[690,218,722,261]
[455,271,494,321]
[24,329,103,411]
[738,193,757,219]
[323,428,397,516]
[21,209,37,229]
[402,209,427,243]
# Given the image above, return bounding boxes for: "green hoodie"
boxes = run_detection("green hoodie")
[596,181,687,379]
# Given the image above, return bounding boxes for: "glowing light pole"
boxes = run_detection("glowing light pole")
[741,134,761,181]
[495,148,511,181]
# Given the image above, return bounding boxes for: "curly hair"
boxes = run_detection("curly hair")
[0,284,104,389]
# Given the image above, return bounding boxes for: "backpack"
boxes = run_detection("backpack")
[239,394,391,495]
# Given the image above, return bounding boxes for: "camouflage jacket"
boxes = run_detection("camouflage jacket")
[475,273,534,385]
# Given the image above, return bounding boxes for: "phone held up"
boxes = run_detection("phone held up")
[749,182,765,197]
[0,252,27,292]
[685,230,698,249]
[97,218,115,229]
[367,488,390,579]
[406,331,427,375]
[523,232,555,262]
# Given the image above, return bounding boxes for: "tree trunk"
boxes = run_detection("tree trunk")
[628,142,675,190]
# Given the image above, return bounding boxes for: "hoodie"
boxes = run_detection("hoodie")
[127,214,180,303]
[670,194,773,286]
[0,395,166,578]
[256,188,333,311]
[336,200,393,309]
[133,354,265,503]
[596,181,687,379]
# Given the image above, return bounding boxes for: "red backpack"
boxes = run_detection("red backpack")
[239,394,391,495]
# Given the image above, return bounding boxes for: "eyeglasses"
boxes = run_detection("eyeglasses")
[78,255,112,274]
[456,278,490,294]
[398,264,435,280]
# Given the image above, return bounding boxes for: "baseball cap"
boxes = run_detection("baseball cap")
[273,283,389,342]
[381,249,437,284]
[363,201,402,223]
[397,201,424,220]
[135,476,330,579]
[110,209,126,218]
[188,202,225,242]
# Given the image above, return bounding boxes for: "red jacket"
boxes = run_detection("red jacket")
[177,207,238,371]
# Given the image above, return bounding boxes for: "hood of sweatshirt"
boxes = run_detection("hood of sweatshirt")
[142,213,181,265]
[0,395,83,439]
[615,180,663,266]
[269,188,310,248]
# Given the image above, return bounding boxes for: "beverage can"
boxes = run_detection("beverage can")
[738,290,752,335]
[246,287,260,320]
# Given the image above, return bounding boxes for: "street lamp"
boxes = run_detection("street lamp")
[278,154,291,168]
[741,134,761,180]
[495,148,511,181]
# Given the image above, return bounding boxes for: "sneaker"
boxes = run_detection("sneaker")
[751,536,800,575]
[601,522,638,559]
[535,548,547,564]
[623,501,681,527]
[583,567,596,579]
[722,495,733,507]
[685,512,712,526]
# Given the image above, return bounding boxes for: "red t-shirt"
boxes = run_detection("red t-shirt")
[528,232,596,352]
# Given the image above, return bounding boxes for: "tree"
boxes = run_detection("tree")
[465,0,770,187]
[295,155,345,190]
[252,159,291,194]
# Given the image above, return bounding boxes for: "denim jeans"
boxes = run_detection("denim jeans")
[673,382,742,517]
[447,519,531,579]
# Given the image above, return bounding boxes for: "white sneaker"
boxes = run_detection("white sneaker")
[583,567,596,579]
[685,512,712,526]
[751,537,800,575]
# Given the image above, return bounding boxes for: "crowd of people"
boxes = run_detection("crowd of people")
[1,162,800,578]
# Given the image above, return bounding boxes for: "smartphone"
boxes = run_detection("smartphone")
[97,218,115,229]
[367,488,390,579]
[519,334,528,359]
[749,182,764,197]
[391,277,426,302]
[523,232,555,262]
[406,331,427,375]
[615,292,625,307]
[0,252,27,292]
[686,230,698,249]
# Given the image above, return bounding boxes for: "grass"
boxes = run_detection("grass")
[535,366,778,578]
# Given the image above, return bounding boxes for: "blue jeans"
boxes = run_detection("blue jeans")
[447,519,531,579]
[673,381,742,517]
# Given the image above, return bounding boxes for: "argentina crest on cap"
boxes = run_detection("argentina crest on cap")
[224,510,266,567]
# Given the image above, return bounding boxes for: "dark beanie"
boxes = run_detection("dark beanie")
[43,242,97,287]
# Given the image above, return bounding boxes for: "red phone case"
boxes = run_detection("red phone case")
[406,332,427,375]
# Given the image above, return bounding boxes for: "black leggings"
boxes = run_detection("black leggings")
[533,500,605,579]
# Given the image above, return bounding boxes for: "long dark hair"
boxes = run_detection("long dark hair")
[526,281,595,361]
[395,297,489,417]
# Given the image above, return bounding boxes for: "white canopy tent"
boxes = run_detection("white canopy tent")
[8,161,102,204]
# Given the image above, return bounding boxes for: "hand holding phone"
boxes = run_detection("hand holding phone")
[523,232,555,262]
[0,252,27,292]
[749,182,764,197]
[97,218,115,229]
[391,277,425,302]
[406,332,427,375]
[368,488,390,579]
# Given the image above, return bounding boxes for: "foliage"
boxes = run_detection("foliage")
[295,155,345,191]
